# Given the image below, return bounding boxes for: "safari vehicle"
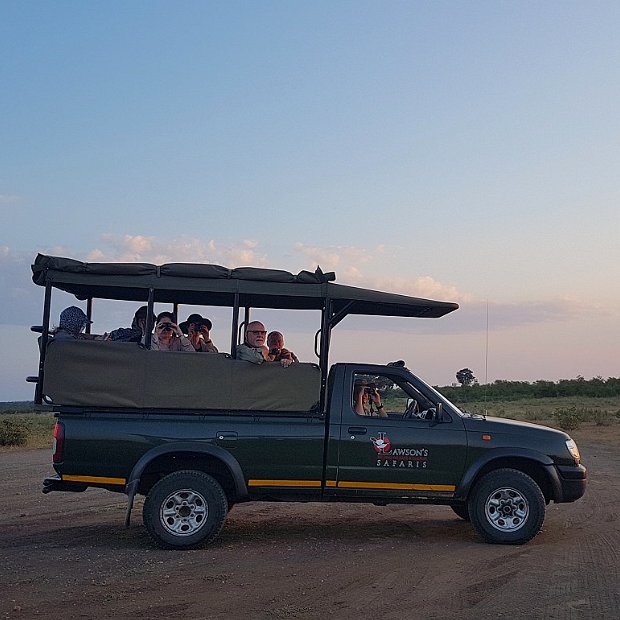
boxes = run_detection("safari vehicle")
[30,254,586,549]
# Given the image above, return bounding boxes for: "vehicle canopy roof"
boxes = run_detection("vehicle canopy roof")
[31,254,459,319]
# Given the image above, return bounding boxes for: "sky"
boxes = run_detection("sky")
[1,1,618,400]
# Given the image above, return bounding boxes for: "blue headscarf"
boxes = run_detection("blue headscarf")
[59,306,91,335]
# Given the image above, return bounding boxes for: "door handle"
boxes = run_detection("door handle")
[216,431,238,441]
[347,426,367,435]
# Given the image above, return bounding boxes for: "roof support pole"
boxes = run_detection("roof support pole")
[85,298,93,334]
[34,279,53,404]
[318,299,333,413]
[327,301,354,330]
[145,288,155,349]
[230,292,240,357]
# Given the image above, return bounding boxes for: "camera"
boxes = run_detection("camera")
[364,383,376,395]
[158,323,173,332]
[270,348,281,356]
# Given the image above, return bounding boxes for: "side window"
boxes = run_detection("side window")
[352,372,435,420]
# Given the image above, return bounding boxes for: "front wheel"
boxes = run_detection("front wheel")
[468,468,545,545]
[143,470,228,549]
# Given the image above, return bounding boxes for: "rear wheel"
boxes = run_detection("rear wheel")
[143,470,228,549]
[468,468,545,545]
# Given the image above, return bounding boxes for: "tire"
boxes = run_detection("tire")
[468,468,545,545]
[143,470,228,550]
[450,503,470,521]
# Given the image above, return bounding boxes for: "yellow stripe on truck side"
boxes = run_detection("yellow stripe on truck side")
[248,479,322,488]
[62,474,126,486]
[249,479,454,492]
[335,481,455,492]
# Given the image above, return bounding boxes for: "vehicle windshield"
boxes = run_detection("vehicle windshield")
[422,382,466,418]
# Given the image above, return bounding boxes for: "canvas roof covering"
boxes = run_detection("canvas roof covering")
[32,254,459,318]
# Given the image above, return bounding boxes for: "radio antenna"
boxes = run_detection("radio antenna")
[484,299,489,418]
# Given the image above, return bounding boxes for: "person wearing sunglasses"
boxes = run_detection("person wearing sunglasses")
[235,321,293,367]
[150,312,194,352]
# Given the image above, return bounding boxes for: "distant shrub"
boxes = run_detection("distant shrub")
[522,408,545,422]
[0,418,29,446]
[553,406,583,431]
[592,410,615,426]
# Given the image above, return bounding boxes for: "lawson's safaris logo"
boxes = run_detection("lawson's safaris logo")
[370,432,392,454]
[370,432,429,468]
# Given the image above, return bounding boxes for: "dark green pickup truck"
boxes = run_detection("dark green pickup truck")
[30,254,586,549]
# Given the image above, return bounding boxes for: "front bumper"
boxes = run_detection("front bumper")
[556,464,587,502]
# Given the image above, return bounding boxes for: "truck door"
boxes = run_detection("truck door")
[325,367,467,501]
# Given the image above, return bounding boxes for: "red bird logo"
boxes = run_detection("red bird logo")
[370,432,391,454]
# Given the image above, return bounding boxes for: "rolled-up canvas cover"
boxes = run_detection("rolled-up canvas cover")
[32,254,459,318]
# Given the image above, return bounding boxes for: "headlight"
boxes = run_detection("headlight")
[565,438,581,464]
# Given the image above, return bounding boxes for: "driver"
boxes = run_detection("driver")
[353,383,388,418]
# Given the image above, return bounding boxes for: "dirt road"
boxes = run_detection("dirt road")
[1,432,618,619]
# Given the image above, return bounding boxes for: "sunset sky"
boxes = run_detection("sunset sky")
[1,1,618,400]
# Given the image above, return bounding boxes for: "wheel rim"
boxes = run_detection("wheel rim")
[484,486,529,532]
[159,488,208,537]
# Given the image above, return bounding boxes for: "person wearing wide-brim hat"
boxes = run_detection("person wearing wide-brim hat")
[179,313,218,353]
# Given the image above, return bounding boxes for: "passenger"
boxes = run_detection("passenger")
[52,306,97,341]
[150,312,194,352]
[179,313,218,353]
[266,331,298,363]
[353,383,388,418]
[107,306,155,342]
[236,321,293,367]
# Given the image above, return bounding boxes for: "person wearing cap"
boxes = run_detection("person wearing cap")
[179,313,218,353]
[52,306,97,341]
[150,312,195,352]
[107,306,155,343]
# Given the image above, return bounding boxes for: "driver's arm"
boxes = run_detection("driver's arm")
[370,391,388,418]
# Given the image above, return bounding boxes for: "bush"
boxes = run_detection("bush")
[0,418,29,446]
[592,410,615,426]
[553,406,583,431]
[522,408,545,422]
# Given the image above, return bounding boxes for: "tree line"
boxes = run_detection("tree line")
[439,375,620,403]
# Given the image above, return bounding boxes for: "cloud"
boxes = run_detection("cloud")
[0,194,21,205]
[0,247,43,325]
[335,297,599,337]
[293,242,465,302]
[82,234,269,267]
[294,242,374,272]
[0,238,610,338]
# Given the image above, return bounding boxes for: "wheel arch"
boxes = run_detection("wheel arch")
[455,448,562,504]
[124,442,248,526]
